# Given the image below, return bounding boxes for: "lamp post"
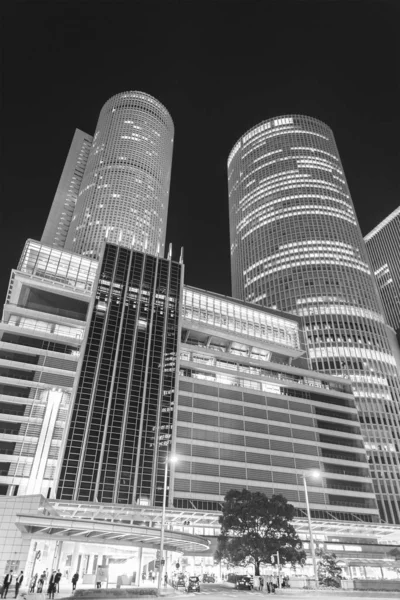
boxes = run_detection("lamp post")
[302,470,320,589]
[157,455,177,595]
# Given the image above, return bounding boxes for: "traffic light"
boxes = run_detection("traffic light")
[176,563,180,569]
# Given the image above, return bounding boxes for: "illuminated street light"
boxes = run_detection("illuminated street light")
[302,470,320,589]
[157,455,178,594]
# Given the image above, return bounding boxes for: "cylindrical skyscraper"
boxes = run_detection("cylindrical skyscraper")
[228,115,400,523]
[66,91,174,258]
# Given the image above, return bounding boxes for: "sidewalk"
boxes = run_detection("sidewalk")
[18,581,178,600]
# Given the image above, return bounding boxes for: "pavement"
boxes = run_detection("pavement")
[15,582,400,600]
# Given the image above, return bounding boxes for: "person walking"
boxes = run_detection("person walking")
[71,573,79,592]
[47,572,56,600]
[15,572,24,598]
[29,574,38,594]
[1,571,13,599]
[54,572,61,594]
[36,574,45,594]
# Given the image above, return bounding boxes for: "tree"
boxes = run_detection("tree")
[316,549,343,587]
[388,548,400,576]
[215,489,306,576]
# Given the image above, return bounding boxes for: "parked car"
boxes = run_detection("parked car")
[235,576,253,590]
[203,575,215,583]
[186,576,200,592]
[174,574,187,589]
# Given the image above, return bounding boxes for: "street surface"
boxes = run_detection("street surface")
[43,580,399,600]
[164,582,400,600]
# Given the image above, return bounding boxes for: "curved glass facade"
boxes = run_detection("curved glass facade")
[228,115,400,524]
[66,91,174,258]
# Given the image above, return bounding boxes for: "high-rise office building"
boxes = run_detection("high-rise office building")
[228,115,400,524]
[365,207,400,333]
[64,92,174,259]
[41,129,93,249]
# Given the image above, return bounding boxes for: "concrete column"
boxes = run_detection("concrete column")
[137,548,143,586]
[70,543,81,577]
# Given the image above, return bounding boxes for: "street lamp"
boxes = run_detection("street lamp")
[157,455,178,594]
[301,470,320,589]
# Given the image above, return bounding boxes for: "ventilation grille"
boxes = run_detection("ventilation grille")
[174,478,190,491]
[247,468,272,482]
[270,439,293,453]
[192,462,219,476]
[219,402,243,415]
[244,406,266,419]
[268,411,290,423]
[291,415,315,427]
[43,356,77,372]
[246,452,271,465]
[178,410,192,423]
[271,455,295,468]
[220,417,244,430]
[293,443,318,456]
[245,436,269,449]
[289,401,312,413]
[178,395,193,407]
[193,397,217,411]
[192,444,219,459]
[292,429,316,441]
[191,480,219,494]
[179,381,193,392]
[40,372,74,387]
[193,383,218,397]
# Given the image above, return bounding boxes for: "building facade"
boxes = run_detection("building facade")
[65,92,174,259]
[41,129,93,249]
[365,206,400,333]
[57,243,183,506]
[0,240,96,498]
[174,286,379,524]
[228,115,400,524]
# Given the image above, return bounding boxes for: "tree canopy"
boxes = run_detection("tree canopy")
[316,549,343,587]
[215,489,306,575]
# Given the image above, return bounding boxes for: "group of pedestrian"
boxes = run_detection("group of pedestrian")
[141,572,156,584]
[1,570,24,599]
[258,574,279,593]
[2,569,79,598]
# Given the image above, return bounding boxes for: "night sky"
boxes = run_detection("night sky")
[2,0,399,304]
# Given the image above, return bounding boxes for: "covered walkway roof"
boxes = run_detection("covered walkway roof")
[15,513,210,554]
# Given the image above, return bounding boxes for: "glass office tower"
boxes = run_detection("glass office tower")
[41,129,93,249]
[228,115,400,523]
[65,92,174,259]
[57,243,183,506]
[365,207,400,333]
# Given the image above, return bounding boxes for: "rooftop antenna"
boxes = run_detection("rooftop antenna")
[168,243,172,260]
[179,246,184,264]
